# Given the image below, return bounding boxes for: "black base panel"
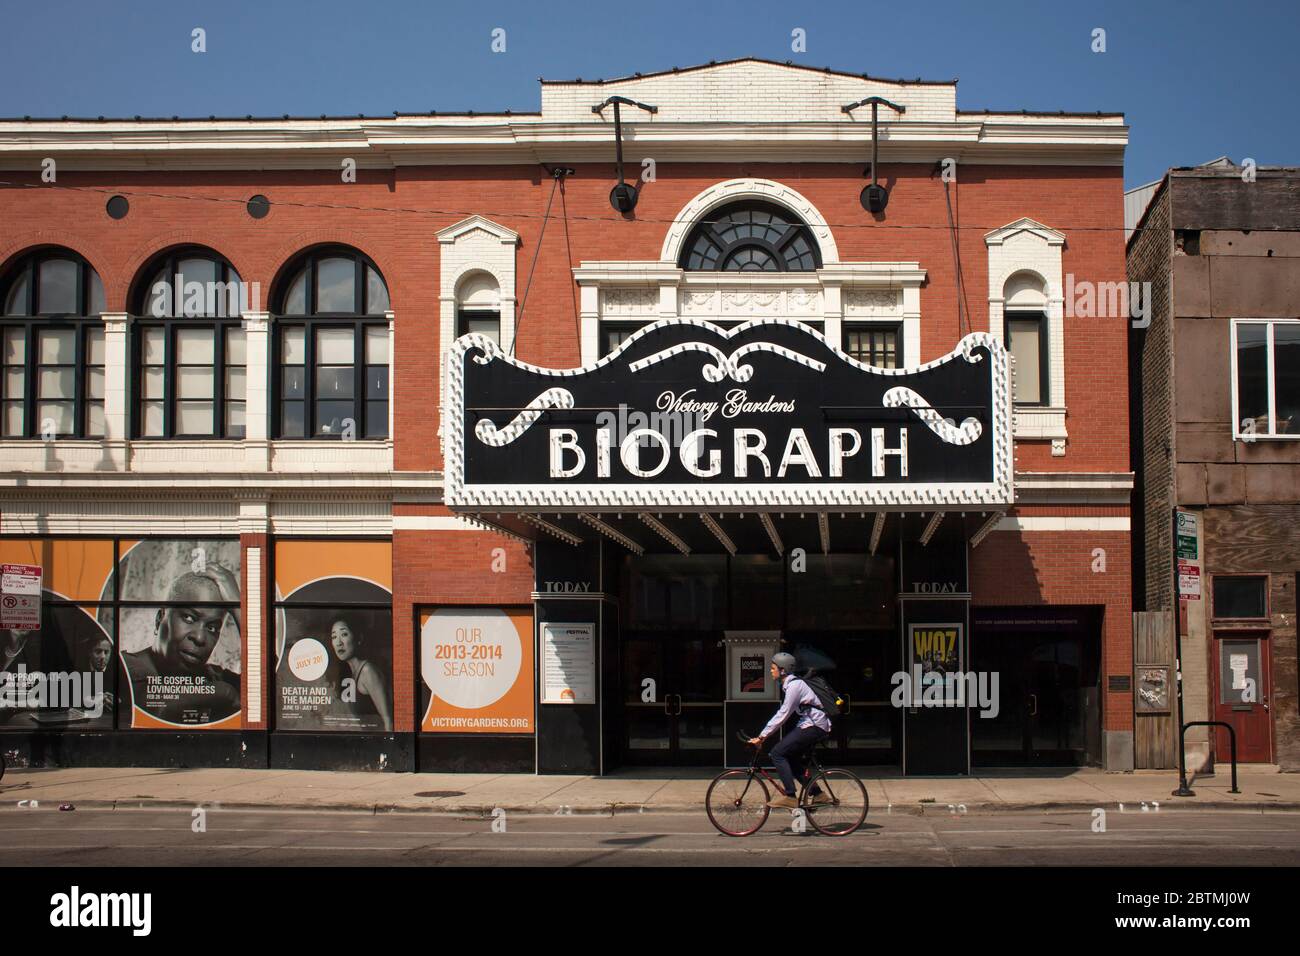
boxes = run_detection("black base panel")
[0,731,262,769]
[416,734,534,773]
[268,733,415,772]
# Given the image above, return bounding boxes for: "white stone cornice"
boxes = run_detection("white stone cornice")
[1013,471,1134,505]
[0,119,1127,171]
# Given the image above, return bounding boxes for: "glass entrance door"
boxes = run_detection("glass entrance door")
[972,624,1099,767]
[786,631,899,765]
[623,632,724,765]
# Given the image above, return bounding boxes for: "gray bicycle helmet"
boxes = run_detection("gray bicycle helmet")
[771,652,797,675]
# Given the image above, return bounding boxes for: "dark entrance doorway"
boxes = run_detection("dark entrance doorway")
[786,631,899,765]
[622,631,725,765]
[970,607,1102,767]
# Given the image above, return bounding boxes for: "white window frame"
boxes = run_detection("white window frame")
[1230,317,1300,441]
[984,218,1068,455]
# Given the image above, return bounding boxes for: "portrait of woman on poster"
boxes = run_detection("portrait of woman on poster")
[329,616,392,732]
[76,631,116,714]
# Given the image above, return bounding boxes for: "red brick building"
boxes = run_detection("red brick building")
[0,60,1133,773]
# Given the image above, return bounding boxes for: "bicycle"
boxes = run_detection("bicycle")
[706,731,868,837]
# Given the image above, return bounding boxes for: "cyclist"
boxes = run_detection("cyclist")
[748,652,831,809]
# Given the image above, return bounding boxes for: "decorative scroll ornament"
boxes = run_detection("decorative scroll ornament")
[629,340,827,383]
[882,386,983,445]
[475,387,575,446]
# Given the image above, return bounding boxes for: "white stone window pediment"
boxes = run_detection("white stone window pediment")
[438,216,520,443]
[985,218,1068,455]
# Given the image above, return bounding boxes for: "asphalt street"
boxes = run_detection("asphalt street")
[3,806,1299,866]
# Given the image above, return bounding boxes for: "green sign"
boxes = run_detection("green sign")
[1176,511,1198,560]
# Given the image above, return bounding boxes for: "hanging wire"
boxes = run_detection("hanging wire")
[510,169,561,356]
[557,174,582,346]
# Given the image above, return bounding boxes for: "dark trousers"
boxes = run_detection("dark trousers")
[769,725,830,796]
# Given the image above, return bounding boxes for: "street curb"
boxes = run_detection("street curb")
[5,797,1299,816]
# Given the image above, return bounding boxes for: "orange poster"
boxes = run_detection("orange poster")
[275,540,392,599]
[420,607,534,734]
[0,539,114,603]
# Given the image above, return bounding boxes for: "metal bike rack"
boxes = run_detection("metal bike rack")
[1173,721,1240,796]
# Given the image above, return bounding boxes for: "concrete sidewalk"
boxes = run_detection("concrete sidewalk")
[1,764,1296,814]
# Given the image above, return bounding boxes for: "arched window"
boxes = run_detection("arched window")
[273,247,390,439]
[678,201,821,272]
[130,247,246,439]
[455,272,500,344]
[1003,271,1049,406]
[1,249,107,438]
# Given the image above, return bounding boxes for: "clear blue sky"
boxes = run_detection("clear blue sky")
[1,0,1296,188]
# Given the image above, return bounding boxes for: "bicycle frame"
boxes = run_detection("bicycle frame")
[736,731,828,808]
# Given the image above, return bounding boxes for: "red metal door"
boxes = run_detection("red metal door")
[1211,633,1272,763]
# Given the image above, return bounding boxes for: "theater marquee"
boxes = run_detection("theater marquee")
[444,319,1013,512]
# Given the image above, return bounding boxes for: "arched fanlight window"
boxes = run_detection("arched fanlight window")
[272,247,390,440]
[678,201,821,272]
[129,247,246,439]
[0,248,107,438]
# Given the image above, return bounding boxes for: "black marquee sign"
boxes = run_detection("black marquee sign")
[444,319,1013,512]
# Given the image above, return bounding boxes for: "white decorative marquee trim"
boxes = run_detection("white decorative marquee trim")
[629,339,826,382]
[882,387,983,445]
[444,318,1014,512]
[474,387,575,446]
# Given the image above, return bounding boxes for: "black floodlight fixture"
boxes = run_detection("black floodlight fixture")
[592,95,658,212]
[842,95,906,213]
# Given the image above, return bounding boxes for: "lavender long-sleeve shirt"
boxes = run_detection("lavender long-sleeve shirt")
[761,674,831,737]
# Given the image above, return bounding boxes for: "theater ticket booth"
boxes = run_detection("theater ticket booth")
[444,319,1014,775]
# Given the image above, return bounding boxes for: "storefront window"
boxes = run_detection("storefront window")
[116,538,242,729]
[274,539,393,733]
[0,538,117,730]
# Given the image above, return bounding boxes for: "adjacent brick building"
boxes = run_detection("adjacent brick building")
[1129,162,1300,771]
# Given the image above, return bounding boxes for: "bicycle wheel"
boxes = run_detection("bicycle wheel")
[706,770,770,836]
[805,768,868,836]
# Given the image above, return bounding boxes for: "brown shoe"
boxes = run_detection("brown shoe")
[809,793,835,807]
[767,794,798,809]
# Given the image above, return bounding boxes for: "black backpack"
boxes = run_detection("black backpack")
[801,672,846,717]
